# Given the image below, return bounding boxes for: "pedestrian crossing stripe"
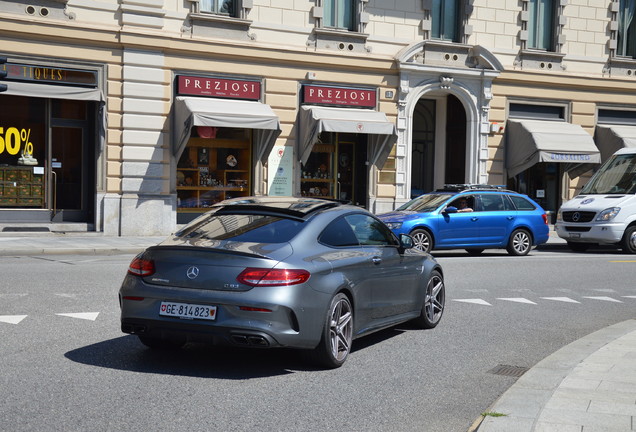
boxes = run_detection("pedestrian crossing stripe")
[0,315,27,324]
[541,297,580,303]
[56,312,100,321]
[497,298,537,305]
[452,299,492,306]
[582,296,623,303]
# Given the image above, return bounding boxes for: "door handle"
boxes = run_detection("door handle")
[372,257,382,265]
[471,217,479,221]
[507,216,514,220]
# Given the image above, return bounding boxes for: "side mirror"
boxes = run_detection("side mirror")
[444,206,458,214]
[399,233,414,250]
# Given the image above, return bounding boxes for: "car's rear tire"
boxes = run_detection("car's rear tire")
[305,293,353,369]
[465,248,484,255]
[410,229,433,253]
[413,270,445,329]
[138,335,185,350]
[621,226,636,254]
[506,229,532,256]
[567,241,591,252]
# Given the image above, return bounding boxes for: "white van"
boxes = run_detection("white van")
[555,147,636,253]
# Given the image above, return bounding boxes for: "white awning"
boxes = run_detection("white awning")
[506,119,601,178]
[4,81,106,152]
[298,105,397,168]
[3,81,104,102]
[173,96,281,163]
[594,125,636,161]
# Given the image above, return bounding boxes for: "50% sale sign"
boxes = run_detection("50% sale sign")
[0,127,34,156]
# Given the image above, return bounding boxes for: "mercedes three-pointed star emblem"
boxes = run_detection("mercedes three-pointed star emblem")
[186,266,200,279]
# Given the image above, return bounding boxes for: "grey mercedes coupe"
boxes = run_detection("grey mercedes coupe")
[119,197,445,368]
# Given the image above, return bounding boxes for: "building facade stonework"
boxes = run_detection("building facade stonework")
[1,0,635,234]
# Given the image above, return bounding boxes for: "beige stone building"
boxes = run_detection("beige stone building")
[1,0,635,234]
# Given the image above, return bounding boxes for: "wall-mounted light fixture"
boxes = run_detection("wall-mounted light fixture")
[306,72,316,80]
[489,122,504,134]
[385,90,394,98]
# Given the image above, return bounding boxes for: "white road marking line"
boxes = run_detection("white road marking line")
[0,315,28,324]
[496,298,537,305]
[452,299,492,306]
[56,312,100,321]
[582,296,623,303]
[541,297,581,303]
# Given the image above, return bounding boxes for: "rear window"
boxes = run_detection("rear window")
[509,195,536,211]
[176,214,304,243]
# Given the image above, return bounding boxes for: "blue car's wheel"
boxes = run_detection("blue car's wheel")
[507,229,532,256]
[410,229,432,253]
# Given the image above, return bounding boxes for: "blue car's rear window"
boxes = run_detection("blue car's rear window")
[176,214,304,243]
[509,195,536,211]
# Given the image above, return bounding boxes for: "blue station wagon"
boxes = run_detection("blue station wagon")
[377,185,550,256]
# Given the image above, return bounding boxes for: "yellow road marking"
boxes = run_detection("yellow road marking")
[609,260,636,263]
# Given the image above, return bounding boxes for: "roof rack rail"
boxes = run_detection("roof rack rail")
[437,184,509,192]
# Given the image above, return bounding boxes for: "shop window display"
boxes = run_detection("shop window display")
[177,127,252,215]
[0,95,46,208]
[301,143,335,198]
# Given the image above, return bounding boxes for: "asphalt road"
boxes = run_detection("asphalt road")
[1,249,635,431]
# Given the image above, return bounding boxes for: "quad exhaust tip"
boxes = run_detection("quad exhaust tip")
[231,334,269,347]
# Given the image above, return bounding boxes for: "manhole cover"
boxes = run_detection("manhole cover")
[487,364,529,377]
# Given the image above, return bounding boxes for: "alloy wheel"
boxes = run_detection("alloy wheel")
[411,230,431,253]
[424,273,445,325]
[329,297,353,362]
[511,230,531,255]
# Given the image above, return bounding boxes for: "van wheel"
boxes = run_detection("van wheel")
[621,226,636,254]
[567,242,591,252]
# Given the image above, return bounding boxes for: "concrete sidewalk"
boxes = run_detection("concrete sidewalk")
[475,319,636,432]
[0,232,165,256]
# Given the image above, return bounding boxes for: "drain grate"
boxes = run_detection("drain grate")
[2,227,50,232]
[488,364,529,377]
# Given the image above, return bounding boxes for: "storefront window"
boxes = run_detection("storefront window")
[177,127,252,223]
[301,132,367,206]
[0,95,46,208]
[52,99,87,121]
[508,162,561,222]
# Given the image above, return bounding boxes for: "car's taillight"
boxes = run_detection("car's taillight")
[128,255,155,277]
[542,214,549,225]
[237,268,310,287]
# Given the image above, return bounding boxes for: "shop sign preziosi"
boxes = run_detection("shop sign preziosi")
[177,75,261,100]
[1,62,97,87]
[302,84,376,108]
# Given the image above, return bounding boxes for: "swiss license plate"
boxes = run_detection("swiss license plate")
[570,233,581,239]
[159,302,217,321]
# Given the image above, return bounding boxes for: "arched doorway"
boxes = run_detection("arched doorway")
[411,94,467,198]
